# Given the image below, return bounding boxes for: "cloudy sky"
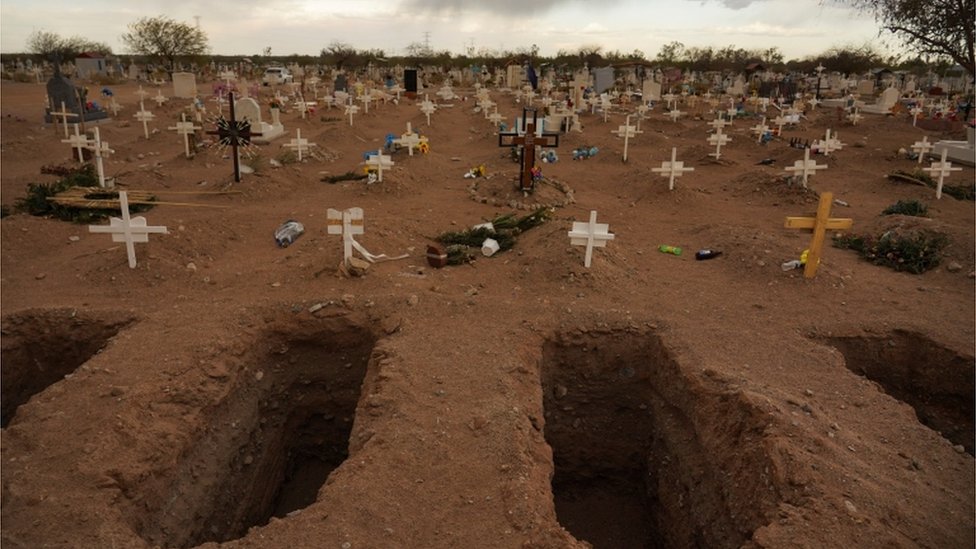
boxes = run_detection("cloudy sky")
[1,0,886,60]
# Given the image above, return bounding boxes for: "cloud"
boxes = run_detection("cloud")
[709,21,824,37]
[691,0,769,10]
[398,0,586,15]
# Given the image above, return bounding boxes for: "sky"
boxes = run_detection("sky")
[0,0,888,61]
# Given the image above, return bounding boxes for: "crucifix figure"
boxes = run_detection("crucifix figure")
[784,191,853,279]
[498,107,560,192]
[206,92,262,182]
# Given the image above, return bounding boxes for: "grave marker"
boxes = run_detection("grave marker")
[61,123,92,163]
[206,92,262,182]
[784,148,828,187]
[784,191,852,278]
[88,191,168,269]
[419,94,437,125]
[568,210,615,268]
[133,86,151,103]
[49,101,78,137]
[394,122,428,156]
[365,152,394,181]
[345,98,360,126]
[283,129,312,161]
[327,207,407,267]
[498,108,560,192]
[651,147,695,191]
[134,101,156,139]
[751,116,769,143]
[910,135,933,164]
[922,149,962,199]
[152,90,169,107]
[847,107,862,126]
[707,129,731,159]
[169,113,201,158]
[85,127,114,188]
[611,114,641,162]
[666,108,684,122]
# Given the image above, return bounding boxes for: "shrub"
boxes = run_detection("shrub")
[882,200,928,217]
[834,230,949,274]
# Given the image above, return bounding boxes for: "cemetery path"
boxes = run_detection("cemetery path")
[0,78,973,549]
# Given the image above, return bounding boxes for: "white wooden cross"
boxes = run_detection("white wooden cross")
[49,100,78,138]
[784,148,828,188]
[666,108,684,122]
[651,147,695,191]
[820,129,844,156]
[306,76,321,96]
[326,206,362,263]
[284,129,312,161]
[910,135,933,164]
[85,127,114,188]
[365,152,394,182]
[487,109,504,128]
[599,95,613,122]
[388,84,404,101]
[62,123,92,164]
[771,115,788,136]
[847,107,862,126]
[88,191,168,269]
[358,92,373,114]
[612,115,640,162]
[807,96,821,110]
[662,92,677,109]
[707,129,731,159]
[168,113,201,158]
[758,97,770,111]
[923,149,962,199]
[568,210,615,268]
[437,85,457,101]
[478,96,495,115]
[133,86,151,103]
[394,122,427,156]
[134,101,155,139]
[108,97,122,117]
[344,98,360,126]
[523,89,536,106]
[419,94,437,126]
[709,116,730,132]
[152,90,169,107]
[751,116,769,144]
[909,104,924,127]
[294,96,316,119]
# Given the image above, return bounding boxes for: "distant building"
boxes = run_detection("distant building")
[75,52,108,79]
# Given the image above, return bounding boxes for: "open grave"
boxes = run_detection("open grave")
[0,308,134,427]
[130,315,380,548]
[540,328,780,548]
[822,330,975,454]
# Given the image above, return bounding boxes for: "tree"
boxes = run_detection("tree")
[27,30,111,61]
[655,41,685,66]
[321,41,359,69]
[843,0,974,76]
[121,16,208,72]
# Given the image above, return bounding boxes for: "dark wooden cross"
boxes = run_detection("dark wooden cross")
[206,92,262,182]
[498,107,559,192]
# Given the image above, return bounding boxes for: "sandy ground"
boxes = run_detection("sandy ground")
[1,77,974,549]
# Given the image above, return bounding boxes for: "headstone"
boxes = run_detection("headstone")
[172,72,197,98]
[592,67,614,94]
[862,86,900,114]
[784,192,853,278]
[856,80,874,96]
[404,69,418,95]
[335,73,348,92]
[88,191,168,269]
[235,97,283,142]
[643,80,661,102]
[506,65,523,89]
[568,210,615,268]
[44,64,107,123]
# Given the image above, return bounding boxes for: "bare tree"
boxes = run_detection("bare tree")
[27,30,111,61]
[321,41,359,70]
[121,16,209,73]
[841,0,974,76]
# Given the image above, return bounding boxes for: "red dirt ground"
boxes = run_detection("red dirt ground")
[1,77,973,548]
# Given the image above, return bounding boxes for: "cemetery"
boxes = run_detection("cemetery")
[0,33,974,549]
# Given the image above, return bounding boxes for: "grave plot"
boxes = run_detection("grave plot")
[0,308,134,427]
[131,314,382,548]
[820,330,974,454]
[540,328,780,548]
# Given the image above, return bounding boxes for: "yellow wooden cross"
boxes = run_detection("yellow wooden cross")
[784,192,853,278]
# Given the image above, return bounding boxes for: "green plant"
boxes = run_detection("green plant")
[14,164,150,223]
[434,207,552,265]
[322,171,368,184]
[834,230,949,274]
[277,149,298,165]
[882,199,928,217]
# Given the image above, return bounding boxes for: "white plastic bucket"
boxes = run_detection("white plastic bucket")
[481,238,500,257]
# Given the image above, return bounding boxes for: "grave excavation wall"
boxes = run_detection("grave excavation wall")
[0,308,135,427]
[127,314,383,548]
[821,330,975,455]
[540,327,782,548]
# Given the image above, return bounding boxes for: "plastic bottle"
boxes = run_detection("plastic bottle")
[274,220,305,247]
[659,244,682,256]
[695,249,722,260]
[781,260,802,271]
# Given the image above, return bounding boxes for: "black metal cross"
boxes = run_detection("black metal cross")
[206,92,262,182]
[498,107,559,192]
